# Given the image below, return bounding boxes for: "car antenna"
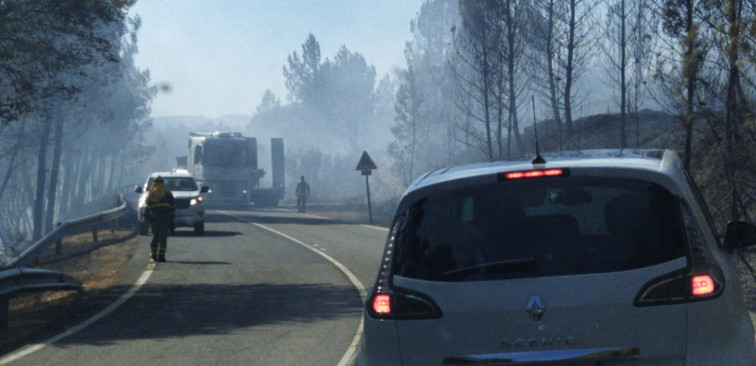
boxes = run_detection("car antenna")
[531,95,546,165]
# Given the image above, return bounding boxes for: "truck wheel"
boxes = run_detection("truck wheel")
[139,221,149,236]
[194,221,205,235]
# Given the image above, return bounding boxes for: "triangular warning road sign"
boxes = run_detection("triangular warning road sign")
[355,151,377,171]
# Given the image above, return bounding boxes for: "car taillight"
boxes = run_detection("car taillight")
[691,274,715,296]
[634,269,723,306]
[367,289,443,320]
[634,203,724,306]
[372,294,391,314]
[499,168,570,180]
[366,214,443,320]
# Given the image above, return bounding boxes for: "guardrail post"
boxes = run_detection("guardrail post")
[55,222,63,255]
[0,295,8,329]
[91,225,98,245]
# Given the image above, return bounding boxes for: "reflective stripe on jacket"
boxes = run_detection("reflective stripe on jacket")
[146,191,175,223]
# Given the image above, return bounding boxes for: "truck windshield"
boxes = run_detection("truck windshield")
[202,140,249,168]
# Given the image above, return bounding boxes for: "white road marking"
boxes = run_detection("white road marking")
[219,210,367,366]
[360,224,389,232]
[0,263,156,365]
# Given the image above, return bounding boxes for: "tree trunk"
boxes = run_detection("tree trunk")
[32,114,53,242]
[44,108,64,234]
[724,0,744,220]
[505,0,522,153]
[564,0,577,134]
[546,0,562,147]
[73,149,94,215]
[482,32,494,160]
[59,147,76,221]
[0,124,26,204]
[497,49,505,159]
[619,0,627,149]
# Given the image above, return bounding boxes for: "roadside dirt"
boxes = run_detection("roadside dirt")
[0,227,139,354]
[296,201,393,227]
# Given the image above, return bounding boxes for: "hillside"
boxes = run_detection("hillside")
[523,110,754,225]
[523,109,682,153]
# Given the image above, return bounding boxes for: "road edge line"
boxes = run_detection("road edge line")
[220,211,366,366]
[0,263,155,365]
[252,222,366,366]
[359,224,389,232]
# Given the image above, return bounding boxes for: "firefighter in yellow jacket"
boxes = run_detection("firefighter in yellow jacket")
[145,176,175,262]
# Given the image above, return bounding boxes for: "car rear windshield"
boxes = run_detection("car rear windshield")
[147,177,198,192]
[391,176,687,282]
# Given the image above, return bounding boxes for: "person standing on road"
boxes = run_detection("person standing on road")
[145,176,175,262]
[295,175,310,213]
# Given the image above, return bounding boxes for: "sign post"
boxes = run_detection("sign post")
[355,151,377,224]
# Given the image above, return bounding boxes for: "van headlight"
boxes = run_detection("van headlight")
[190,198,198,206]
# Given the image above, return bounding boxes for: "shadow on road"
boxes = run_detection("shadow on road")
[49,282,361,346]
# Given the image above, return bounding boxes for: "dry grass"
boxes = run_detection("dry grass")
[0,227,138,352]
[297,201,394,227]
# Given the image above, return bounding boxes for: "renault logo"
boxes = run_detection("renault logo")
[526,296,546,321]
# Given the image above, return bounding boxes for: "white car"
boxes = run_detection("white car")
[356,149,756,366]
[135,171,209,235]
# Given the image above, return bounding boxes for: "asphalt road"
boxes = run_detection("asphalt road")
[2,208,388,365]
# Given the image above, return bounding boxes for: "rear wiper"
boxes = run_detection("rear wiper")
[443,257,538,278]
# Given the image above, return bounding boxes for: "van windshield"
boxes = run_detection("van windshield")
[392,177,687,282]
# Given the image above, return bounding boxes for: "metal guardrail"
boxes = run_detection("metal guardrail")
[5,199,128,269]
[0,268,83,297]
[0,268,84,328]
[0,197,128,328]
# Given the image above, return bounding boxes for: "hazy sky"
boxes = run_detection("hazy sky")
[128,0,424,119]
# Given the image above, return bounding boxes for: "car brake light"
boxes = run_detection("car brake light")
[367,289,443,320]
[366,215,443,320]
[634,203,724,307]
[500,168,569,180]
[372,294,391,314]
[691,275,715,296]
